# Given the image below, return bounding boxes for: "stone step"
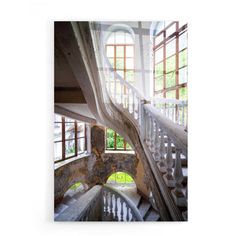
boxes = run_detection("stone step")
[144,208,160,221]
[138,198,151,219]
[54,203,69,215]
[62,195,77,205]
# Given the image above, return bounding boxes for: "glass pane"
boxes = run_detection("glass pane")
[155,77,163,91]
[116,58,124,70]
[106,46,114,57]
[166,23,176,38]
[179,31,187,51]
[107,32,115,44]
[77,138,85,153]
[155,47,163,63]
[116,46,124,57]
[166,72,176,88]
[106,128,115,149]
[65,122,75,139]
[115,31,125,44]
[179,87,188,101]
[116,133,124,149]
[155,33,164,45]
[166,90,176,99]
[179,49,187,68]
[166,39,176,57]
[54,123,62,142]
[54,114,61,122]
[54,142,62,161]
[126,142,132,150]
[126,46,134,57]
[65,117,74,122]
[65,140,75,157]
[126,70,134,83]
[156,93,163,98]
[179,67,188,84]
[126,58,134,69]
[166,55,176,73]
[125,32,133,44]
[77,123,85,138]
[155,62,164,77]
[115,79,121,94]
[155,21,164,34]
[108,58,114,68]
[179,21,187,28]
[116,70,124,78]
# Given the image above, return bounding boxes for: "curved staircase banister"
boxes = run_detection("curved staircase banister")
[55,185,103,221]
[144,104,188,156]
[103,184,143,221]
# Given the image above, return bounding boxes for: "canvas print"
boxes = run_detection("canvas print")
[54,21,188,221]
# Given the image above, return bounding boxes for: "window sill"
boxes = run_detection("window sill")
[105,150,135,154]
[54,152,90,170]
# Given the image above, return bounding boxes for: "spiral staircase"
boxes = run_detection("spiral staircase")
[55,21,188,221]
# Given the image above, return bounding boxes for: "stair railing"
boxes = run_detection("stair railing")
[88,22,188,219]
[151,97,188,127]
[103,184,143,221]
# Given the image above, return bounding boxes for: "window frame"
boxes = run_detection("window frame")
[105,128,132,151]
[54,115,87,163]
[153,21,188,99]
[106,44,135,85]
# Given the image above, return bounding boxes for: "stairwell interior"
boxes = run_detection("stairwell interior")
[54,21,188,221]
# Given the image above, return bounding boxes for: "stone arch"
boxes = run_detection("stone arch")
[104,169,136,184]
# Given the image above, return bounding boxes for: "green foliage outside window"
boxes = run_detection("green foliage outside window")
[107,172,134,183]
[166,72,175,88]
[106,128,114,149]
[166,55,176,73]
[116,133,124,149]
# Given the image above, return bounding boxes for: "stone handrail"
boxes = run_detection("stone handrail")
[151,97,188,127]
[103,184,143,221]
[144,104,187,155]
[55,185,102,221]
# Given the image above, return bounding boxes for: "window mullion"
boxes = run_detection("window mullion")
[75,120,78,155]
[163,30,166,98]
[114,132,117,150]
[176,22,179,100]
[62,117,65,160]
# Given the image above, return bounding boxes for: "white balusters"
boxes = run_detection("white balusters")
[163,137,175,187]
[153,120,160,161]
[109,192,113,218]
[171,148,187,207]
[157,129,167,173]
[120,199,124,221]
[114,194,118,220]
[149,116,155,152]
[104,190,108,215]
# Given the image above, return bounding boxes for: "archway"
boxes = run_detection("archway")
[63,182,89,200]
[106,171,136,188]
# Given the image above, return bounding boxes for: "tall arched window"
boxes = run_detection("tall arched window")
[106,31,135,85]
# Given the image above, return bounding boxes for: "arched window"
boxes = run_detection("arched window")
[106,31,135,85]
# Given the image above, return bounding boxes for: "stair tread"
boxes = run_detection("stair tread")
[55,203,69,214]
[138,199,151,218]
[144,209,160,221]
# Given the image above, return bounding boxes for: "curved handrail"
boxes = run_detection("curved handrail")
[103,184,143,221]
[55,185,102,221]
[144,104,187,156]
